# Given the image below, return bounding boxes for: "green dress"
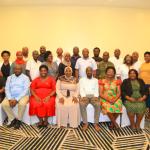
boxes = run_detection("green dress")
[125,80,146,114]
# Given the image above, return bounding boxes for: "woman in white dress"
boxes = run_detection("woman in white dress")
[56,66,80,128]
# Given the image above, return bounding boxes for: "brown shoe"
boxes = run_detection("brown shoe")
[82,123,88,131]
[94,123,101,132]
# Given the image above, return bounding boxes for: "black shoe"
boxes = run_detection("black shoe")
[14,120,22,129]
[7,118,17,128]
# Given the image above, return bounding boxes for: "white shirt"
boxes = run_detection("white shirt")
[118,64,135,81]
[55,57,62,66]
[133,60,142,72]
[26,59,41,80]
[109,56,123,76]
[79,77,99,98]
[75,57,97,78]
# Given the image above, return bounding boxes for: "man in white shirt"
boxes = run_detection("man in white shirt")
[1,65,30,129]
[26,50,41,81]
[132,51,142,72]
[55,48,63,66]
[75,48,97,81]
[109,49,123,78]
[79,67,100,131]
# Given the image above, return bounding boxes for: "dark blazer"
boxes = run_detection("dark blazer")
[121,78,149,102]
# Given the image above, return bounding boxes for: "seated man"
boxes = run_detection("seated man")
[1,64,30,129]
[79,67,100,131]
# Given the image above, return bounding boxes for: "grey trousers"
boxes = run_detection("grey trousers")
[79,97,100,124]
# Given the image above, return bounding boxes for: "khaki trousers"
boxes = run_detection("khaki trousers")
[1,96,29,121]
[79,97,100,124]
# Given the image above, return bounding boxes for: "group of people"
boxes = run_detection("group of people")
[0,46,149,132]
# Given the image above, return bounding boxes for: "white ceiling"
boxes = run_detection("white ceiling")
[0,0,150,8]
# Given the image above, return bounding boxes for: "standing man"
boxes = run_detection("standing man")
[22,47,29,62]
[97,51,114,79]
[75,48,97,81]
[71,46,81,76]
[79,67,100,131]
[1,65,30,129]
[55,48,63,66]
[109,49,123,78]
[26,50,41,81]
[132,51,142,72]
[38,45,46,62]
[92,47,102,65]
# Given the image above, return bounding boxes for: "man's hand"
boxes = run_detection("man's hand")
[9,99,17,107]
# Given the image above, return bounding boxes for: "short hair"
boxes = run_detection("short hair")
[93,47,100,52]
[44,51,52,61]
[144,51,150,56]
[123,54,133,65]
[1,50,11,57]
[105,66,116,75]
[39,65,49,71]
[128,69,138,79]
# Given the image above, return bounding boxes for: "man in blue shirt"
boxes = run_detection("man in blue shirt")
[1,64,30,129]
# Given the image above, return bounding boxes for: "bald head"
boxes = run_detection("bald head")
[82,48,89,58]
[14,64,23,76]
[132,51,139,63]
[114,49,121,58]
[22,47,29,57]
[40,46,46,54]
[103,51,109,62]
[86,67,93,79]
[57,48,63,57]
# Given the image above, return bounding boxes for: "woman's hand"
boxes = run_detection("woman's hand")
[129,97,136,102]
[138,97,145,102]
[44,96,50,103]
[35,95,41,102]
[72,97,78,103]
[59,97,64,104]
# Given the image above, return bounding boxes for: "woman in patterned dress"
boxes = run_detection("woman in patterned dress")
[99,66,122,129]
[121,69,148,130]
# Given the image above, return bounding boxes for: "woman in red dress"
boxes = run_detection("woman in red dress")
[29,65,56,127]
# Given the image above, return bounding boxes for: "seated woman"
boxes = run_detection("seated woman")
[10,51,26,75]
[99,67,122,129]
[121,69,148,130]
[43,51,58,80]
[29,65,56,127]
[56,66,80,128]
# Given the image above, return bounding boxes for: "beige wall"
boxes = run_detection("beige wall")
[0,6,150,61]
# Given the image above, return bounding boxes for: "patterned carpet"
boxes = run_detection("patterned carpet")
[0,121,150,150]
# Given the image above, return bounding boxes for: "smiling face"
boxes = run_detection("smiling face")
[16,51,23,60]
[40,46,46,54]
[14,65,22,76]
[82,48,89,58]
[2,52,10,62]
[40,67,48,78]
[129,70,138,80]
[106,68,115,79]
[144,53,150,63]
[86,67,93,78]
[124,55,132,65]
[64,53,71,62]
[64,67,72,78]
[103,52,109,62]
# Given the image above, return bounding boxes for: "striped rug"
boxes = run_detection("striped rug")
[0,122,150,150]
